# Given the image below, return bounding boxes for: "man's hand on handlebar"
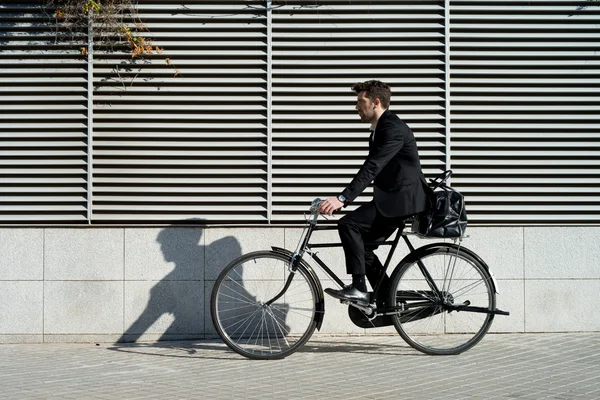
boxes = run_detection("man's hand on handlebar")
[318,197,344,216]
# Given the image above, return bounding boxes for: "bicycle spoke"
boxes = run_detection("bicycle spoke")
[266,307,291,347]
[216,289,258,307]
[228,308,262,337]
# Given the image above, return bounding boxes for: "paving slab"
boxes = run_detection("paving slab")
[0,333,599,399]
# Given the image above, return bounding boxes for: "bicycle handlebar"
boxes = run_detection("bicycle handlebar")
[308,198,324,223]
[309,198,323,214]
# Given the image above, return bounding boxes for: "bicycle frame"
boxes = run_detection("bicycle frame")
[266,199,509,320]
[266,207,443,315]
[310,227,446,311]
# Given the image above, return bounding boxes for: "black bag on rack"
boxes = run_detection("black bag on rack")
[412,170,467,238]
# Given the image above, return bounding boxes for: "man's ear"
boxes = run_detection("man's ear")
[373,98,381,108]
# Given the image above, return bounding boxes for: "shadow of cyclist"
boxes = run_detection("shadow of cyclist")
[118,224,244,343]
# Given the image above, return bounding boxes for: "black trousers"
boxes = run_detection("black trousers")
[338,201,405,294]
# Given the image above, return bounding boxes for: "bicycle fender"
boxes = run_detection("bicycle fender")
[270,247,325,331]
[395,242,499,294]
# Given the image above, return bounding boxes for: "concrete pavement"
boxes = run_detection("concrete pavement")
[0,333,599,399]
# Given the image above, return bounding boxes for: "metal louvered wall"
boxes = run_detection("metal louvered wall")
[0,1,89,223]
[449,0,600,223]
[1,1,599,225]
[270,1,447,221]
[92,1,268,223]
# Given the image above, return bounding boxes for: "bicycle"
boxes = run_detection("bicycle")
[210,199,509,360]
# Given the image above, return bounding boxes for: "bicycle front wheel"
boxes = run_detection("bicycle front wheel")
[211,251,320,360]
[389,244,496,355]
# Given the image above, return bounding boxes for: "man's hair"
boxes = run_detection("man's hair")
[352,80,391,109]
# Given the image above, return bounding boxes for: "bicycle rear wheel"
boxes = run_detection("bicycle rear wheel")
[389,244,496,355]
[211,251,320,360]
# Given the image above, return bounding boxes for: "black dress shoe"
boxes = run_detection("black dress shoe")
[324,285,370,303]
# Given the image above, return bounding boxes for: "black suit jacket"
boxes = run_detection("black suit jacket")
[340,110,428,218]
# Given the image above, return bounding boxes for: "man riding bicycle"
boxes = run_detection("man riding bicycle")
[318,80,429,304]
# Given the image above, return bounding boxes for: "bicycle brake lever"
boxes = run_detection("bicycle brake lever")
[309,198,322,213]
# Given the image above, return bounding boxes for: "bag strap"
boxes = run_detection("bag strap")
[428,170,452,190]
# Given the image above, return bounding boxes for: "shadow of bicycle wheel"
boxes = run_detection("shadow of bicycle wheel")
[296,337,424,357]
[106,340,242,361]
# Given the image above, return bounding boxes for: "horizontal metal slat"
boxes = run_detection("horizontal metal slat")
[94,190,265,198]
[92,68,266,76]
[275,41,444,49]
[94,177,266,184]
[451,42,599,49]
[1,168,86,175]
[93,123,266,130]
[464,196,600,203]
[452,160,600,167]
[446,87,599,94]
[94,205,264,211]
[0,177,87,184]
[271,130,445,138]
[94,168,265,175]
[274,23,443,30]
[449,170,600,176]
[272,4,442,11]
[0,77,87,83]
[452,105,600,111]
[92,132,265,139]
[452,177,600,184]
[272,150,372,157]
[468,205,600,211]
[453,150,600,156]
[95,159,265,166]
[459,187,600,194]
[274,50,444,57]
[94,150,264,156]
[451,123,600,129]
[0,196,87,202]
[0,114,86,121]
[273,123,444,131]
[451,50,600,57]
[93,196,265,203]
[274,68,444,75]
[273,86,444,93]
[451,33,600,39]
[0,214,88,222]
[94,106,266,114]
[91,214,267,222]
[451,23,597,30]
[449,15,598,22]
[273,112,444,121]
[0,205,87,211]
[0,151,87,157]
[272,14,443,21]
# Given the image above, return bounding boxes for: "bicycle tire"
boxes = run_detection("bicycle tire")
[211,250,320,360]
[388,243,496,355]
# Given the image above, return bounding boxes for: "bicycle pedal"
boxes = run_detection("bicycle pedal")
[342,299,375,313]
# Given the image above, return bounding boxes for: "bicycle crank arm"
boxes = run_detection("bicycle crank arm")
[377,301,434,314]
